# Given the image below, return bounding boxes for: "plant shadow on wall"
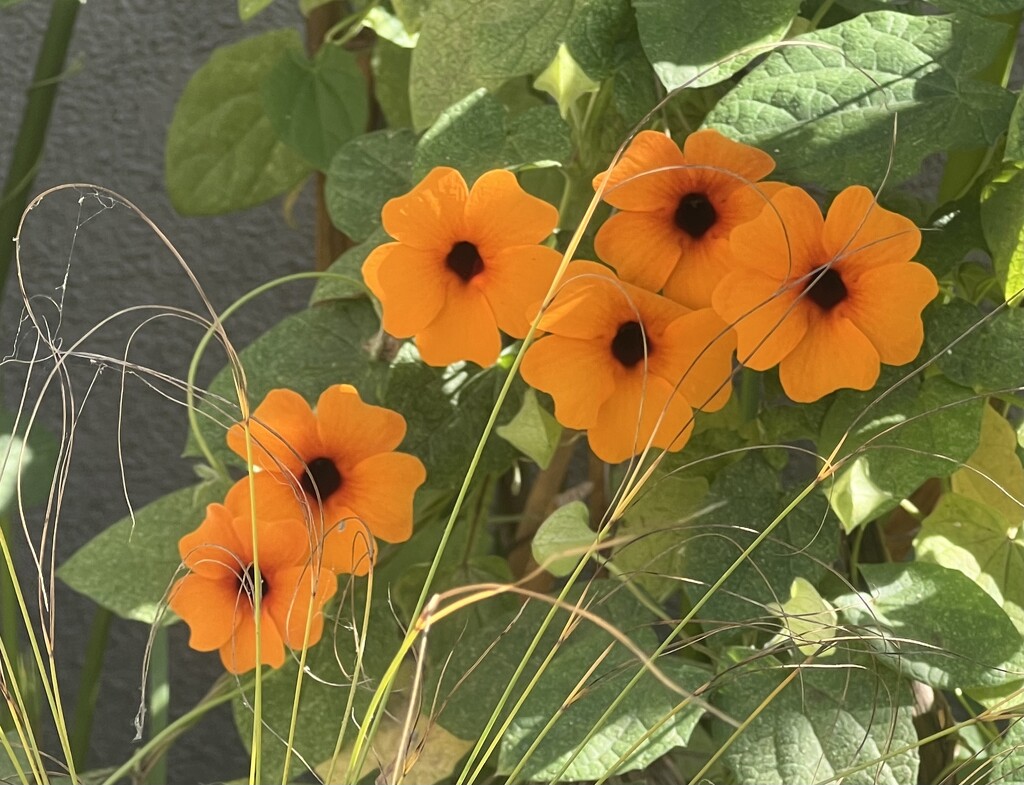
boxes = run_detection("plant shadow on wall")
[5,1,1024,784]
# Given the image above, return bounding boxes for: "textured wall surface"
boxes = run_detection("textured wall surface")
[1,3,316,781]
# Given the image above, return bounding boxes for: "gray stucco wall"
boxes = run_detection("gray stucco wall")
[2,3,316,781]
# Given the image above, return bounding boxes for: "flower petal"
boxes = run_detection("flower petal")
[316,384,407,469]
[536,263,624,340]
[224,473,309,529]
[654,309,737,412]
[342,452,425,542]
[179,503,247,579]
[682,128,775,186]
[660,235,729,310]
[416,283,502,367]
[321,513,376,575]
[265,565,337,650]
[712,270,809,371]
[227,389,319,478]
[381,167,467,250]
[521,336,616,428]
[169,574,240,651]
[595,130,689,211]
[244,515,311,575]
[479,245,561,337]
[464,169,559,251]
[843,261,937,365]
[588,373,693,463]
[220,609,285,674]
[730,186,825,281]
[363,243,449,337]
[823,186,921,274]
[779,314,880,402]
[594,210,681,292]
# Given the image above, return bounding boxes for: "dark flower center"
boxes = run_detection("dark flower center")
[300,456,343,501]
[239,564,268,605]
[446,241,485,282]
[674,192,717,238]
[805,266,848,311]
[611,321,650,368]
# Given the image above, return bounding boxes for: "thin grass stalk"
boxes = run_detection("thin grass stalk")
[0,636,46,785]
[144,627,169,785]
[240,423,264,784]
[0,721,30,785]
[69,606,112,770]
[0,515,18,674]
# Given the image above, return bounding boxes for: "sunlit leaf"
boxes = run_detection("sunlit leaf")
[532,501,594,576]
[496,388,562,469]
[767,577,838,657]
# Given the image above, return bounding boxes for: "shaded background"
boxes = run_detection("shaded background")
[1,3,318,781]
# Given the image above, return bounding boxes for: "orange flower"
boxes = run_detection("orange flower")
[170,481,337,674]
[362,167,561,367]
[521,262,736,463]
[593,129,781,309]
[711,185,938,403]
[226,384,426,575]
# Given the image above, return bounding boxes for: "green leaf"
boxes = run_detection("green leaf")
[413,90,572,182]
[165,30,312,215]
[372,39,415,128]
[981,164,1024,304]
[705,12,1016,189]
[363,6,420,47]
[916,493,1024,632]
[311,228,387,305]
[409,0,629,128]
[923,298,1024,392]
[951,405,1024,527]
[427,581,709,780]
[496,388,562,469]
[58,480,232,623]
[612,474,709,601]
[262,43,369,171]
[534,43,601,118]
[532,501,594,576]
[819,372,984,531]
[325,129,417,242]
[917,186,987,280]
[843,562,1024,689]
[988,718,1024,784]
[682,455,839,636]
[238,0,274,20]
[633,0,802,90]
[378,359,524,491]
[931,0,1024,13]
[714,654,918,784]
[767,577,838,657]
[186,300,384,468]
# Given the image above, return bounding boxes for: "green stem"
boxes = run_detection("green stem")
[0,0,81,293]
[738,367,760,423]
[145,628,169,785]
[0,515,18,671]
[69,607,112,770]
[807,0,835,31]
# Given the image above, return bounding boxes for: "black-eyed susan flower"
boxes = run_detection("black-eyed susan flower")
[521,262,736,463]
[593,129,782,309]
[170,483,336,674]
[226,384,426,575]
[362,167,562,367]
[711,185,938,403]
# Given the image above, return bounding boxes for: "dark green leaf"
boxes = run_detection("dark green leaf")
[633,0,802,90]
[917,186,988,280]
[923,298,1024,392]
[682,455,839,637]
[311,228,387,305]
[410,0,629,128]
[165,30,311,215]
[372,39,414,129]
[819,371,984,530]
[325,128,417,242]
[705,12,1015,189]
[262,43,369,171]
[58,480,232,623]
[413,90,572,182]
[713,653,918,784]
[427,581,709,780]
[185,300,385,468]
[844,561,1024,689]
